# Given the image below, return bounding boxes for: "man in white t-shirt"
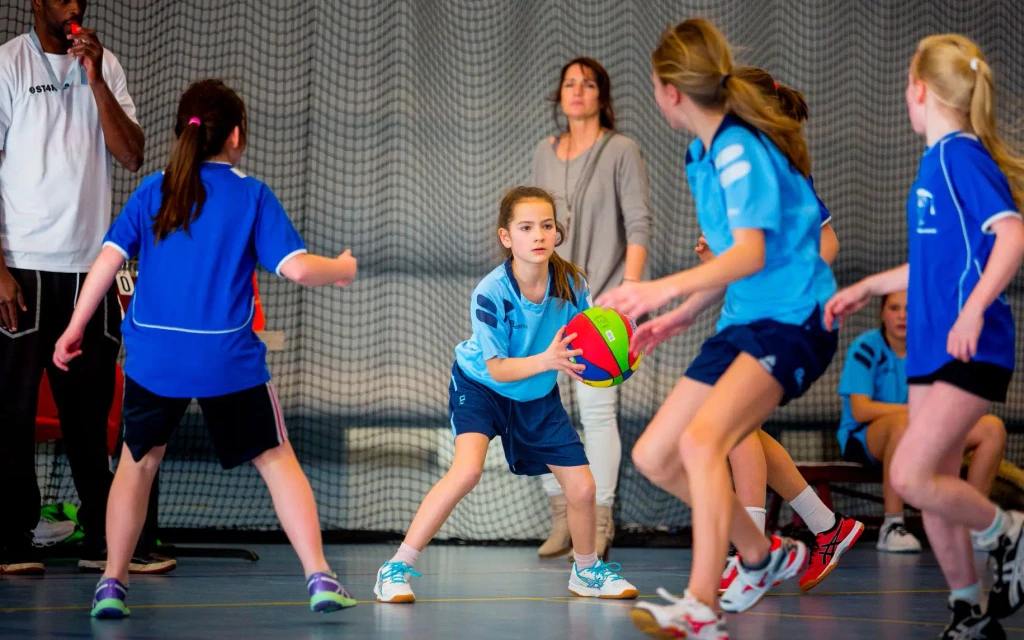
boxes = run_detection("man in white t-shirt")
[0,0,170,576]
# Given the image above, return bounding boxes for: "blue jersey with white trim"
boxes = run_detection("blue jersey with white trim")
[906,132,1018,376]
[103,163,307,397]
[454,260,590,402]
[808,175,832,227]
[685,115,836,331]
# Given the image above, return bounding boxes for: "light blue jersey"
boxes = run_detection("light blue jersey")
[454,260,590,402]
[685,115,836,332]
[906,132,1018,377]
[836,329,906,454]
[103,162,307,398]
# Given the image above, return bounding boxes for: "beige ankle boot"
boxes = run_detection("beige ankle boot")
[538,495,572,558]
[596,505,615,560]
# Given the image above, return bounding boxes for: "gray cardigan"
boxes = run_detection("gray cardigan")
[531,133,652,299]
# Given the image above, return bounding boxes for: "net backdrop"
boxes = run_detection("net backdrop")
[4,0,1024,540]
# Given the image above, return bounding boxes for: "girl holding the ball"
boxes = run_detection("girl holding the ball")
[597,19,838,638]
[373,186,637,604]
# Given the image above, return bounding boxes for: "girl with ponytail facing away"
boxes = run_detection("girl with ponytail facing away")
[598,19,839,638]
[826,35,1024,638]
[53,79,358,619]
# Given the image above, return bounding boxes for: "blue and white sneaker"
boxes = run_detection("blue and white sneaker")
[568,560,638,599]
[307,571,357,613]
[90,577,129,619]
[374,561,421,603]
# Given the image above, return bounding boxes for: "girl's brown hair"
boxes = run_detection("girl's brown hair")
[651,19,811,176]
[153,79,248,242]
[733,66,809,123]
[498,186,585,307]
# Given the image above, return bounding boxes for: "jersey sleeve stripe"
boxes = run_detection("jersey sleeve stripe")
[274,248,307,277]
[981,210,1022,234]
[102,241,130,260]
[853,352,872,369]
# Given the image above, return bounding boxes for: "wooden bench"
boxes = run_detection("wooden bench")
[766,462,883,531]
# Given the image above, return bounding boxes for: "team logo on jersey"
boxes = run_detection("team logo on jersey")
[915,188,937,234]
[29,83,71,95]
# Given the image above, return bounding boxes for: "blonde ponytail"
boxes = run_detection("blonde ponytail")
[914,34,1024,209]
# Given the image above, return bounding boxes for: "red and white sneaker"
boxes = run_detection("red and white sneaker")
[719,535,807,613]
[719,553,739,594]
[799,513,864,591]
[631,588,728,639]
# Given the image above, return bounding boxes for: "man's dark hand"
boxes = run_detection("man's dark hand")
[0,268,26,332]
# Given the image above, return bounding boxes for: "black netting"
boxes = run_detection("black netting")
[5,1,1023,540]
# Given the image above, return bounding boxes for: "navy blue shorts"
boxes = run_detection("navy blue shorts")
[685,306,838,405]
[122,376,288,469]
[907,359,1012,403]
[448,363,587,476]
[841,428,880,467]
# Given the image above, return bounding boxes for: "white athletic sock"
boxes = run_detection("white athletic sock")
[745,507,767,535]
[883,513,905,528]
[789,486,837,534]
[574,550,598,570]
[391,542,420,567]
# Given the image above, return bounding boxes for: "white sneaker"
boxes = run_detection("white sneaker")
[568,560,638,599]
[631,588,728,639]
[31,518,77,547]
[374,561,420,603]
[719,553,739,593]
[719,535,807,613]
[876,521,922,553]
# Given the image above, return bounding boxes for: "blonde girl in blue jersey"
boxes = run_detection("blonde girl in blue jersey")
[598,19,838,639]
[373,186,636,604]
[828,35,1024,639]
[52,79,359,619]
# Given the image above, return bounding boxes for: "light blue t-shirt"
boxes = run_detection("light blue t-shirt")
[103,162,307,398]
[836,329,906,453]
[808,175,832,227]
[685,115,837,332]
[906,132,1018,377]
[454,260,590,402]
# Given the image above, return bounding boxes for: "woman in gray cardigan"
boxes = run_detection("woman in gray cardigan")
[532,57,652,560]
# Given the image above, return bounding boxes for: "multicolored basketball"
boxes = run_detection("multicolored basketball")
[567,307,642,388]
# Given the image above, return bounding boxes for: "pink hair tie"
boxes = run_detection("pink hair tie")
[188,117,201,126]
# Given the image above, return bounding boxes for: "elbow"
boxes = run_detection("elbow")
[122,152,144,173]
[280,256,311,286]
[485,361,508,383]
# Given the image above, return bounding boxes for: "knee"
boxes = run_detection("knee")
[563,473,597,509]
[976,415,1007,450]
[632,439,676,484]
[887,453,924,504]
[678,421,730,467]
[448,464,483,495]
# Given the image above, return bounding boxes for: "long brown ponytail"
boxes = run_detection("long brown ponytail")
[651,19,811,176]
[154,79,248,242]
[497,186,585,308]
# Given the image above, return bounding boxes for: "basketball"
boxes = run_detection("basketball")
[567,307,642,388]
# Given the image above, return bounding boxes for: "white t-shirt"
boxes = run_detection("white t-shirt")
[0,33,138,272]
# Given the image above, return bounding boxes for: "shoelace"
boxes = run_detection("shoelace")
[581,561,623,582]
[382,561,421,584]
[886,522,912,539]
[656,587,684,604]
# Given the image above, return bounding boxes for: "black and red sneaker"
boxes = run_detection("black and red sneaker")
[799,512,864,591]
